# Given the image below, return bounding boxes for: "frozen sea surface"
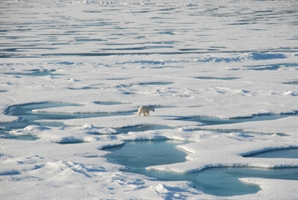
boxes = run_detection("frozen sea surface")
[1,0,297,199]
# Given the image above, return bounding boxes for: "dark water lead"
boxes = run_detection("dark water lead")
[245,148,298,159]
[69,86,103,90]
[283,80,298,85]
[195,76,239,80]
[106,140,298,197]
[114,124,172,134]
[243,63,298,71]
[137,81,173,86]
[57,137,86,145]
[94,101,128,105]
[178,112,297,126]
[4,69,63,76]
[0,133,39,141]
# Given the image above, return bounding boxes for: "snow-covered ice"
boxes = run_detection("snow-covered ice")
[1,0,297,199]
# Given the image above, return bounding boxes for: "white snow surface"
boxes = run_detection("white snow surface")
[1,0,298,199]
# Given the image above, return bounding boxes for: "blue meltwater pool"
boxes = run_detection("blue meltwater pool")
[105,140,298,196]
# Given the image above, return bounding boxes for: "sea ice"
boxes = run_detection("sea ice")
[1,0,297,199]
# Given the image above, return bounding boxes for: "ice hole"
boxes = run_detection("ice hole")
[105,140,298,196]
[106,140,187,168]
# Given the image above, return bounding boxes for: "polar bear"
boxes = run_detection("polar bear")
[138,106,155,116]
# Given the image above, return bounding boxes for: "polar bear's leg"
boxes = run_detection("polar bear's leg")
[138,106,143,116]
[144,111,149,116]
